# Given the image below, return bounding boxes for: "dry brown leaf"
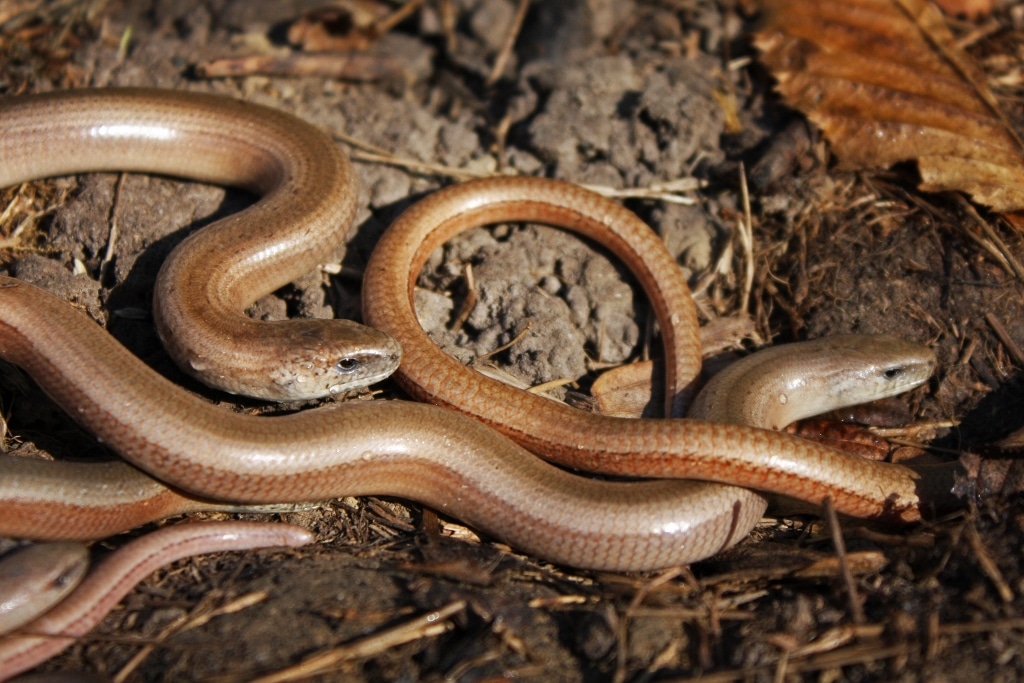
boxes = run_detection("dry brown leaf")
[755,0,1024,212]
[934,0,994,19]
[286,2,390,52]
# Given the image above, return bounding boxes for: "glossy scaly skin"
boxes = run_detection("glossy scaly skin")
[0,88,400,401]
[0,542,88,635]
[0,275,938,572]
[0,275,765,571]
[362,176,956,522]
[0,330,939,677]
[0,522,312,680]
[0,90,955,576]
[689,334,939,431]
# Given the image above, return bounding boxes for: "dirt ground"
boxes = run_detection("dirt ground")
[3,0,1024,681]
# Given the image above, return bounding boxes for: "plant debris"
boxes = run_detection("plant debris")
[755,0,1024,212]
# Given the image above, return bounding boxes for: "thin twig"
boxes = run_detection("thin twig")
[476,322,532,362]
[0,185,37,251]
[956,195,1024,281]
[371,0,427,36]
[99,172,126,284]
[245,600,466,683]
[963,520,1014,602]
[450,262,477,334]
[486,0,530,87]
[582,176,703,204]
[823,496,865,625]
[440,0,457,53]
[736,161,754,313]
[614,567,687,683]
[527,377,575,394]
[348,148,493,181]
[338,132,704,204]
[112,591,270,683]
[985,312,1024,367]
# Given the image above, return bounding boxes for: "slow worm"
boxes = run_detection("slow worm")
[0,269,937,572]
[0,331,930,678]
[688,334,939,431]
[0,89,953,573]
[0,543,88,635]
[0,88,400,401]
[0,522,312,680]
[362,177,958,522]
[0,275,769,570]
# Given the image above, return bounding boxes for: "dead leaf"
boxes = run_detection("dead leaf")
[287,2,390,52]
[934,0,994,19]
[784,419,891,461]
[755,0,1024,213]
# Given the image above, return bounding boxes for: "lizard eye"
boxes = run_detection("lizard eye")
[336,358,359,373]
[883,367,904,380]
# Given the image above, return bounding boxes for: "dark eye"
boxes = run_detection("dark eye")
[883,367,904,380]
[336,358,359,373]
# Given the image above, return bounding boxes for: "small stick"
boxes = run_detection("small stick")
[99,173,126,284]
[736,161,755,313]
[823,496,866,625]
[486,0,530,87]
[370,0,427,37]
[963,520,1013,603]
[984,312,1024,367]
[246,600,466,683]
[450,262,477,334]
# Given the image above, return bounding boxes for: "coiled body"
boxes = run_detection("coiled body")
[0,89,955,576]
[0,522,312,680]
[0,88,399,401]
[363,177,954,523]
